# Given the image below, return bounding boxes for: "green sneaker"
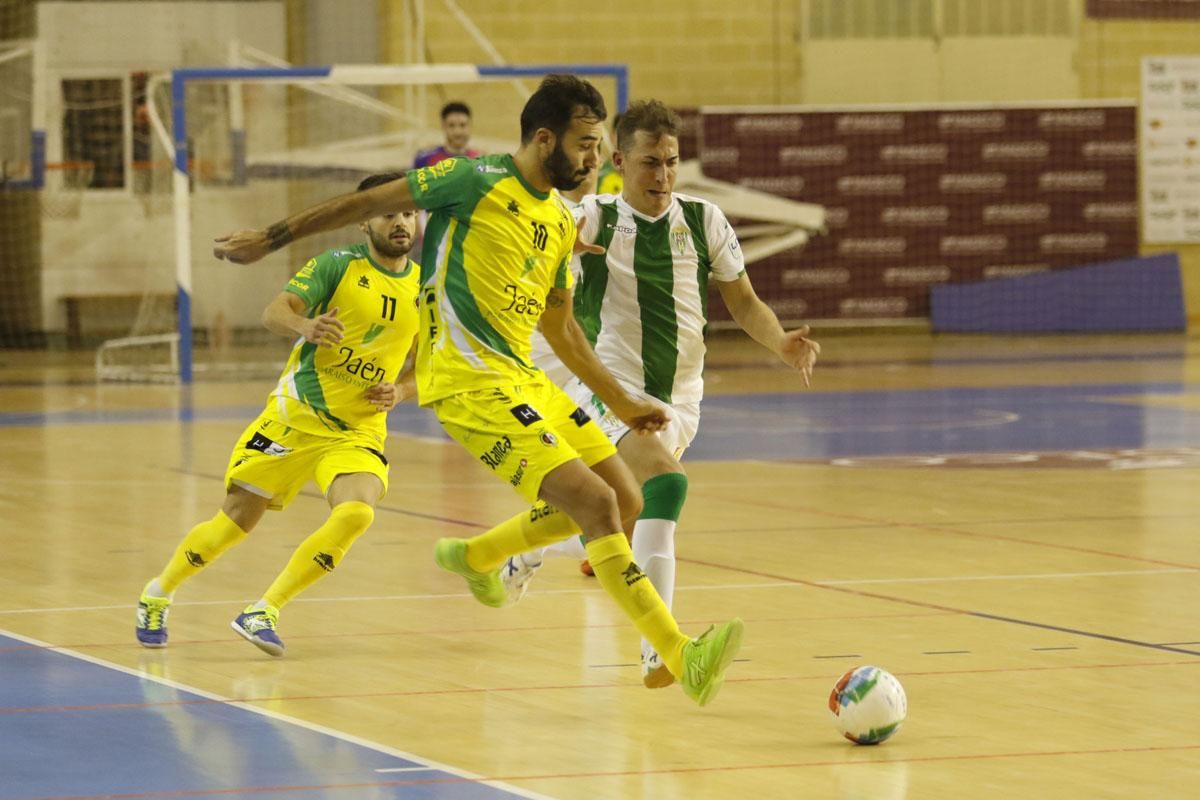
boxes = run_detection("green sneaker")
[679,618,744,707]
[434,538,507,608]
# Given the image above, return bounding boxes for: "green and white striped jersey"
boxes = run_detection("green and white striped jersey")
[536,192,745,404]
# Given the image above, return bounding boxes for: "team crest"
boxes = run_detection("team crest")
[671,228,690,256]
[540,431,558,447]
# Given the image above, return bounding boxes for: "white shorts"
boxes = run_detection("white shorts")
[562,376,700,460]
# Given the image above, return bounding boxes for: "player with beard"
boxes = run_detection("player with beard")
[213,75,744,706]
[136,173,420,656]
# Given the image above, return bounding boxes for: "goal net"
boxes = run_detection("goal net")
[107,60,633,382]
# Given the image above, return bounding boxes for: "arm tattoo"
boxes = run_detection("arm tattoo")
[546,291,565,309]
[266,221,293,252]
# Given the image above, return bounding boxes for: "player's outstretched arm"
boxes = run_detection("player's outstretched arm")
[540,288,668,434]
[717,274,820,387]
[214,177,418,265]
[262,292,344,348]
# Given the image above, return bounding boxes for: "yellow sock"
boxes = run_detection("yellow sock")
[262,501,374,609]
[158,510,248,593]
[585,533,690,677]
[464,501,578,573]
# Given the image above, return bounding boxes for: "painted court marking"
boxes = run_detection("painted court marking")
[0,567,1190,617]
[0,628,556,800]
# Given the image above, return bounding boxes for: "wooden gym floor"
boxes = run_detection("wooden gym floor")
[1,330,1198,799]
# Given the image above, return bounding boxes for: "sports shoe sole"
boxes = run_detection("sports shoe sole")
[692,619,744,707]
[230,620,285,657]
[643,663,675,689]
[137,639,167,650]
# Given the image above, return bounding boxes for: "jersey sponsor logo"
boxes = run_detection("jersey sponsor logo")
[246,431,291,457]
[540,431,558,447]
[475,164,508,175]
[358,275,371,288]
[502,284,545,316]
[289,280,310,291]
[507,200,521,216]
[530,504,559,522]
[332,345,389,384]
[362,323,387,344]
[510,458,528,487]
[569,407,591,427]
[510,404,543,426]
[480,435,514,469]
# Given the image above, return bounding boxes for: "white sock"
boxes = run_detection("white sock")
[632,519,676,658]
[543,536,586,560]
[145,578,172,599]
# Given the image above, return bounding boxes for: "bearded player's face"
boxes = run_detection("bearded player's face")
[543,112,603,192]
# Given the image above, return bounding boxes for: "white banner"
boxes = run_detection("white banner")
[1141,57,1200,243]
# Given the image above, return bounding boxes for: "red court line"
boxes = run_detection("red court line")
[27,743,1200,800]
[677,556,1200,658]
[709,489,1200,570]
[0,610,959,654]
[6,658,1196,716]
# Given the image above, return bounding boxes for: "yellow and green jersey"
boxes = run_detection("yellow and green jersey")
[407,154,576,404]
[596,160,623,196]
[265,243,420,442]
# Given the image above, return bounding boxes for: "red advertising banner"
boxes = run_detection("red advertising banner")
[700,104,1138,321]
[1086,0,1200,18]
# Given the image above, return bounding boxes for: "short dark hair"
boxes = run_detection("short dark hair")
[616,100,679,151]
[441,101,471,119]
[356,172,405,192]
[519,74,606,144]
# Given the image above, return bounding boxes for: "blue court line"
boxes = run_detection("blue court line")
[3,383,1200,463]
[0,631,546,800]
[708,348,1190,371]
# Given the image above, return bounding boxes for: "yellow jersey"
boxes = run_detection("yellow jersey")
[266,243,420,443]
[407,154,576,404]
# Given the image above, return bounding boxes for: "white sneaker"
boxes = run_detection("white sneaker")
[642,648,675,689]
[501,553,543,605]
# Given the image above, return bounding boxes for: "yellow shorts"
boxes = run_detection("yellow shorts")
[433,378,617,503]
[224,413,389,511]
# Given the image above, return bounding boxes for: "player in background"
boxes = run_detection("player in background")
[212,76,745,707]
[413,101,482,168]
[136,173,420,657]
[499,99,821,689]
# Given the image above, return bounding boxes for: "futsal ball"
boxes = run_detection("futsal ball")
[828,665,907,745]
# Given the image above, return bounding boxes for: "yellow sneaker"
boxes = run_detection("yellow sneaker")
[135,582,171,648]
[434,538,507,608]
[679,619,744,707]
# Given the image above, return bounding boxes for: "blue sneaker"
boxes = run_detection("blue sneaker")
[231,605,284,657]
[136,583,170,648]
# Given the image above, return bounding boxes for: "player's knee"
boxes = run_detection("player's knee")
[616,479,643,522]
[581,481,620,529]
[331,500,375,535]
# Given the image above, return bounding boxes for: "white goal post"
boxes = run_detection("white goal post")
[158,63,630,384]
[144,62,823,384]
